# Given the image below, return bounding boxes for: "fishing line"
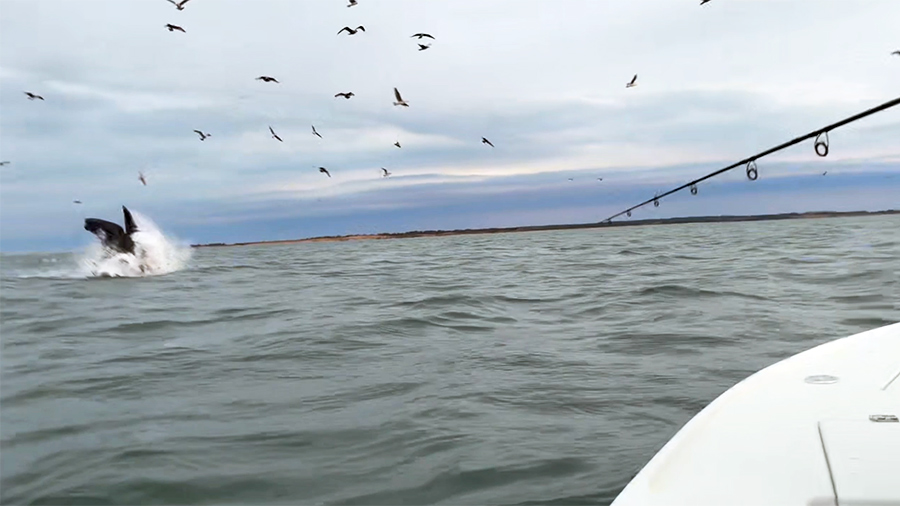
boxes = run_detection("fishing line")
[602,95,900,223]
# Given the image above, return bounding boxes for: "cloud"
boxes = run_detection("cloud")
[1,0,899,252]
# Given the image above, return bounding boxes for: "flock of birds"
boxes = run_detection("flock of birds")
[12,0,509,191]
[5,0,899,205]
[8,0,654,196]
[170,0,472,186]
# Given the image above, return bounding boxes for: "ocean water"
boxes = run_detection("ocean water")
[1,215,898,505]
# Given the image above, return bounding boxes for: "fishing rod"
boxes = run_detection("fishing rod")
[603,95,900,222]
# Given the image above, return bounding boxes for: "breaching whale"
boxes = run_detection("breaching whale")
[84,206,138,254]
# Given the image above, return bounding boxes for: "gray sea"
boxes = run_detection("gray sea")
[2,215,898,505]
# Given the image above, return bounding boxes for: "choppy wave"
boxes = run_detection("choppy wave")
[1,214,898,506]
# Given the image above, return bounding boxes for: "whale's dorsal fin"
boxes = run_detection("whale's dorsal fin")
[122,206,138,235]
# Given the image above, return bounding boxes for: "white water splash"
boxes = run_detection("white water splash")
[78,210,191,278]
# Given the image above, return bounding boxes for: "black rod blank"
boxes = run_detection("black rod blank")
[603,96,900,223]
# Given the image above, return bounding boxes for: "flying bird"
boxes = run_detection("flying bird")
[568,178,574,182]
[822,171,828,176]
[418,44,431,51]
[482,137,494,147]
[392,87,409,107]
[311,125,322,138]
[597,177,603,181]
[381,168,391,177]
[626,75,638,88]
[139,172,147,186]
[165,23,186,32]
[166,0,191,10]
[394,141,401,148]
[700,0,712,5]
[73,200,82,204]
[338,26,365,35]
[24,91,44,100]
[892,50,900,56]
[318,167,331,178]
[347,0,357,6]
[256,76,279,83]
[193,129,211,141]
[269,126,283,142]
[334,92,355,99]
[0,161,9,166]
[411,33,435,40]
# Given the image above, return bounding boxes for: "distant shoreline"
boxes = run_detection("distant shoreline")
[190,210,899,248]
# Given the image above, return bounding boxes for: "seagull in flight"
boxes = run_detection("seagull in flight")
[338,26,365,35]
[193,129,211,141]
[256,76,279,83]
[269,126,283,142]
[334,92,355,99]
[411,33,435,40]
[347,0,357,6]
[892,50,900,56]
[394,141,402,148]
[393,87,409,107]
[166,0,191,10]
[381,168,391,178]
[418,44,431,51]
[700,0,712,5]
[311,125,323,138]
[482,137,494,147]
[165,23,186,33]
[139,172,148,186]
[626,75,638,88]
[318,167,331,178]
[24,91,44,100]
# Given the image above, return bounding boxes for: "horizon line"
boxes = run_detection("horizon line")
[189,209,900,249]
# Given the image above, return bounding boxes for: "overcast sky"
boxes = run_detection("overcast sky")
[1,0,898,252]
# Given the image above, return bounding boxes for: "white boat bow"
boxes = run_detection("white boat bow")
[612,321,900,506]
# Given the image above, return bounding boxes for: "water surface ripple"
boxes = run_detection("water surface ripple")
[2,216,899,505]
